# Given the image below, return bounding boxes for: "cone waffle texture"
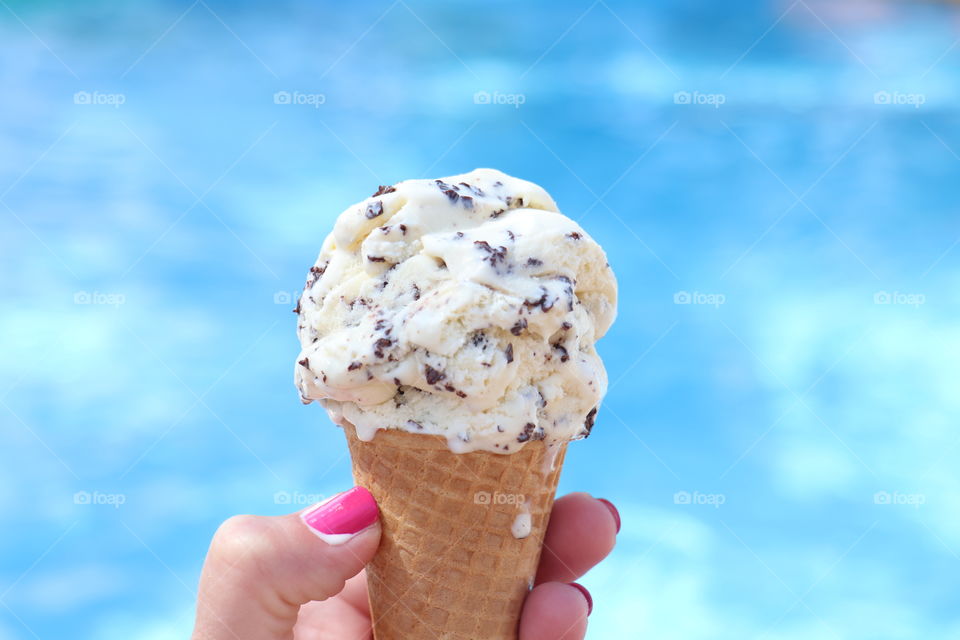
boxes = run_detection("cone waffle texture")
[344,423,568,640]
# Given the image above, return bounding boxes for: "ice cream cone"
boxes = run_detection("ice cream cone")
[344,422,567,640]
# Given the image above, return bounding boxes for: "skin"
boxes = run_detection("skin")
[192,492,619,640]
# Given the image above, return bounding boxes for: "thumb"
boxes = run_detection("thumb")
[192,486,380,640]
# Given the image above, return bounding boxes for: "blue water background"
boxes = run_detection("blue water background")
[2,1,959,637]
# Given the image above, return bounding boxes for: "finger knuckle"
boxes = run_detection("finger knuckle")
[211,515,274,568]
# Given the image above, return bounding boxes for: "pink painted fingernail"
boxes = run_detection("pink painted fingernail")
[597,498,621,533]
[300,486,378,545]
[569,582,593,616]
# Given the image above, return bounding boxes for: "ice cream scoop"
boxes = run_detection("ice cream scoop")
[294,168,617,453]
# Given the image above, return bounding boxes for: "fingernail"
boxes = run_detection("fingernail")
[597,498,621,533]
[568,582,593,616]
[300,486,378,545]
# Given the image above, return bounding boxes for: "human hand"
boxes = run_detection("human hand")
[192,487,620,640]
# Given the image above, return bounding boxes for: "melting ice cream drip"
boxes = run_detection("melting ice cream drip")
[511,499,532,539]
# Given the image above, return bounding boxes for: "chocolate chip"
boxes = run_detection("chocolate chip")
[517,425,531,443]
[556,276,575,311]
[365,201,384,219]
[425,364,445,385]
[399,224,408,234]
[583,407,598,436]
[525,257,543,267]
[554,344,569,362]
[407,420,423,430]
[455,231,464,239]
[373,338,392,358]
[435,180,477,207]
[348,361,362,371]
[493,181,503,187]
[372,185,396,197]
[510,318,527,336]
[455,390,467,398]
[523,288,552,312]
[474,240,507,269]
[504,343,514,363]
[566,231,582,240]
[506,230,515,241]
[491,208,505,219]
[298,357,310,368]
[393,377,401,386]
[517,422,545,443]
[305,263,327,289]
[293,299,302,314]
[412,283,421,300]
[436,180,460,201]
[458,182,485,197]
[561,322,572,330]
[368,256,386,262]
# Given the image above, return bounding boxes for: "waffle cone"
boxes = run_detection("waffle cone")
[344,423,567,640]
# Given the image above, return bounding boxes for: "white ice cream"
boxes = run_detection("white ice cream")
[295,168,617,453]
